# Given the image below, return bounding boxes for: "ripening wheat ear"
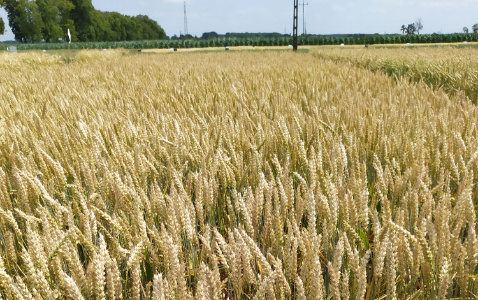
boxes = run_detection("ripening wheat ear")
[328,237,344,300]
[300,234,324,299]
[295,276,306,300]
[253,271,275,300]
[234,229,256,286]
[437,257,450,300]
[59,270,85,300]
[240,228,273,277]
[25,223,48,277]
[196,262,221,300]
[0,168,12,212]
[131,261,141,300]
[14,275,34,300]
[152,274,166,300]
[386,239,398,300]
[0,207,22,242]
[355,250,370,299]
[374,231,389,280]
[0,258,15,300]
[87,233,107,299]
[21,247,53,299]
[283,223,298,281]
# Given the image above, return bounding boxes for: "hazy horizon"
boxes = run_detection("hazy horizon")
[1,0,477,41]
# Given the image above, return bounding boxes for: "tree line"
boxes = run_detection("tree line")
[5,32,478,52]
[0,0,166,43]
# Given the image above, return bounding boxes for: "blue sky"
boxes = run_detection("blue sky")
[1,0,478,41]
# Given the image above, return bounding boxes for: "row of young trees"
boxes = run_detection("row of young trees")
[0,0,166,43]
[6,33,478,51]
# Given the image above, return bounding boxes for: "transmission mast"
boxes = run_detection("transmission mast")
[300,0,308,36]
[184,1,188,36]
[293,0,298,51]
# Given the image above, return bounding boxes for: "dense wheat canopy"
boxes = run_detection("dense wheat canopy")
[314,47,478,102]
[0,48,477,299]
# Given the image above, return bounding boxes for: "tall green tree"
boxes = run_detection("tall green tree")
[92,10,114,41]
[3,0,24,41]
[0,17,4,35]
[104,12,126,40]
[473,24,478,34]
[4,0,44,42]
[414,18,423,34]
[37,0,62,42]
[70,0,95,41]
[0,0,4,35]
[1,0,165,42]
[133,15,166,40]
[400,25,406,35]
[406,23,417,35]
[57,0,76,42]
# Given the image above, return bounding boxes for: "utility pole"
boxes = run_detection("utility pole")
[184,1,188,36]
[293,0,298,51]
[300,0,308,36]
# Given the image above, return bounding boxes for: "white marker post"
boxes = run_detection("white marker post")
[68,29,71,44]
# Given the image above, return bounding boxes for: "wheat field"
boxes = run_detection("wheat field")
[0,49,477,299]
[313,47,478,102]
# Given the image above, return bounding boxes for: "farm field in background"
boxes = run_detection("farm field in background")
[313,46,478,103]
[0,48,477,299]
